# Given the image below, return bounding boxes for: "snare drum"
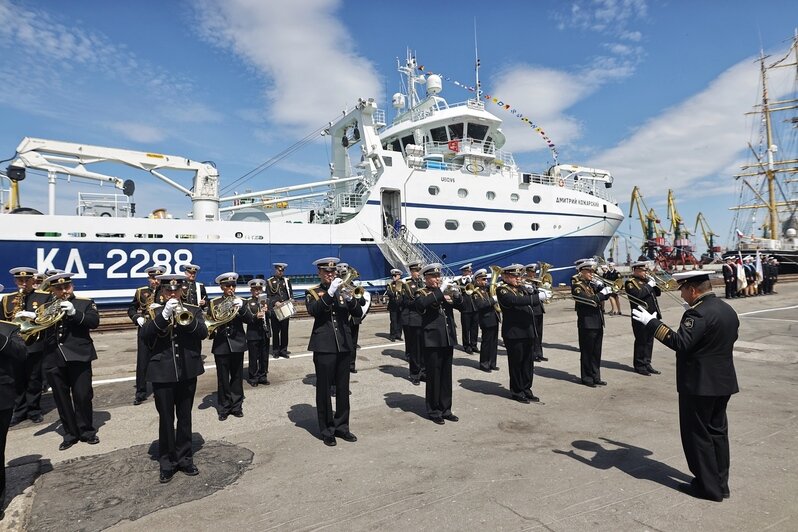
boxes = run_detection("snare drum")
[274,300,296,321]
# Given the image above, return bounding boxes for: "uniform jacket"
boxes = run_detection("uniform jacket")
[722,263,736,283]
[400,277,425,327]
[385,280,403,311]
[209,297,255,354]
[306,283,363,353]
[142,304,207,383]
[624,276,662,319]
[473,287,499,328]
[456,277,477,313]
[0,320,26,408]
[183,280,208,309]
[245,296,272,341]
[43,297,99,368]
[267,275,293,305]
[127,285,164,324]
[497,284,538,340]
[414,287,462,348]
[646,292,739,396]
[571,279,609,329]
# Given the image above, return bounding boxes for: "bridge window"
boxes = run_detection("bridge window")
[430,127,447,143]
[447,123,464,140]
[457,188,468,198]
[504,222,513,231]
[390,140,401,152]
[414,218,430,229]
[400,135,415,149]
[510,193,519,202]
[428,185,440,196]
[445,220,460,230]
[486,191,496,200]
[466,123,489,141]
[472,221,486,231]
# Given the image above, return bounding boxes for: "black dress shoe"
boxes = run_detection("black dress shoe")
[411,378,420,386]
[538,356,549,362]
[677,482,722,502]
[323,435,337,446]
[133,398,143,406]
[218,413,228,421]
[9,417,24,427]
[595,380,607,386]
[247,379,259,387]
[582,381,597,388]
[281,352,290,358]
[636,369,651,376]
[464,348,473,354]
[159,468,176,484]
[491,366,500,371]
[523,391,540,402]
[430,416,445,425]
[29,413,44,424]
[272,353,280,359]
[350,368,358,374]
[722,489,730,499]
[59,440,78,451]
[337,432,358,442]
[83,435,100,445]
[647,367,661,375]
[443,414,459,422]
[232,411,244,418]
[259,378,270,385]
[181,463,199,476]
[512,395,530,404]
[479,367,491,372]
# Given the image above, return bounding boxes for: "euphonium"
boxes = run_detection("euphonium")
[539,262,553,289]
[16,296,66,342]
[205,295,239,336]
[339,266,364,299]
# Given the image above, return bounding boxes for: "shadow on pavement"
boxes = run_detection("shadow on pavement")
[457,378,508,399]
[601,360,637,373]
[535,366,581,384]
[542,342,580,353]
[286,403,318,438]
[553,437,691,489]
[383,391,426,419]
[378,365,410,381]
[381,348,407,362]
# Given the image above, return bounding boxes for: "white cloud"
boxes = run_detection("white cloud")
[557,0,648,34]
[106,122,167,144]
[193,0,382,132]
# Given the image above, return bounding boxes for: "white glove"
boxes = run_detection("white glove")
[59,301,76,316]
[136,316,145,327]
[328,277,343,297]
[491,295,498,304]
[593,279,604,289]
[233,297,244,309]
[162,298,179,320]
[632,307,656,325]
[539,289,551,302]
[440,280,452,292]
[148,303,161,310]
[647,278,656,287]
[601,286,613,296]
[15,310,36,320]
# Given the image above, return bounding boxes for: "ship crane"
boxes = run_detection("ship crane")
[694,212,722,263]
[666,189,699,267]
[629,186,669,262]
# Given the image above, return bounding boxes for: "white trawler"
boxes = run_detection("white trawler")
[0,53,624,305]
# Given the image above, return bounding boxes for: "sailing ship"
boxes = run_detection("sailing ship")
[0,52,624,305]
[729,32,798,273]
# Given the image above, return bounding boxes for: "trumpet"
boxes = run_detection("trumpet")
[339,266,364,299]
[464,282,475,296]
[173,299,194,326]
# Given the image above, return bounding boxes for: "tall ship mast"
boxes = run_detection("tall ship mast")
[730,31,798,273]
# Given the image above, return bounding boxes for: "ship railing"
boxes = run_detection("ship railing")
[519,171,616,203]
[382,224,451,275]
[333,192,364,214]
[388,98,488,127]
[77,192,132,218]
[373,109,386,127]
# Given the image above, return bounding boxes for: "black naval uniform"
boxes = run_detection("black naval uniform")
[246,296,271,385]
[530,284,546,362]
[645,292,739,501]
[348,294,369,373]
[142,304,207,474]
[497,284,539,401]
[0,321,25,517]
[721,262,737,299]
[42,296,100,446]
[386,281,403,341]
[457,277,478,353]
[401,277,425,382]
[415,287,462,420]
[210,298,254,418]
[306,282,363,438]
[127,285,163,402]
[624,277,662,372]
[3,290,49,423]
[473,286,499,371]
[267,275,293,357]
[183,279,208,310]
[571,278,610,386]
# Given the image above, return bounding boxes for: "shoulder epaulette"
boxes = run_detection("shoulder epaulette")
[306,285,323,301]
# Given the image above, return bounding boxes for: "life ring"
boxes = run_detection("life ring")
[558,178,565,187]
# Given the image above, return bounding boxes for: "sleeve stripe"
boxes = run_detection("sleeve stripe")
[654,324,670,341]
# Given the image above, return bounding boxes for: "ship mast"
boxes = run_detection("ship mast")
[761,53,779,239]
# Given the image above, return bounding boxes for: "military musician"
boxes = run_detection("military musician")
[181,263,208,309]
[3,267,49,426]
[385,269,403,342]
[457,263,478,354]
[624,261,662,376]
[306,257,362,446]
[267,262,293,358]
[0,316,25,519]
[472,269,500,372]
[525,263,548,363]
[400,262,425,385]
[127,265,165,405]
[245,278,271,387]
[415,263,463,424]
[41,273,100,450]
[141,273,208,483]
[571,260,613,388]
[209,272,253,420]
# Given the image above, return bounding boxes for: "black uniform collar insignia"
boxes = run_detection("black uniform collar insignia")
[683,317,694,329]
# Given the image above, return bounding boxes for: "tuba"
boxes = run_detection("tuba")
[489,265,503,313]
[205,295,240,336]
[539,262,553,289]
[16,296,65,342]
[339,266,364,299]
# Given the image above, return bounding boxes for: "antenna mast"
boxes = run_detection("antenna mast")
[473,19,481,101]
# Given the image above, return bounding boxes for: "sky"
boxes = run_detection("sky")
[1,0,797,259]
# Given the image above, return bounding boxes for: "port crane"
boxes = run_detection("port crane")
[694,212,722,263]
[666,189,699,266]
[629,186,669,262]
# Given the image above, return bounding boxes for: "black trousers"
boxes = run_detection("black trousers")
[12,350,43,420]
[460,311,478,351]
[45,361,95,443]
[153,378,197,471]
[724,280,736,298]
[578,327,603,384]
[505,338,533,396]
[313,351,352,438]
[135,330,151,399]
[0,408,11,512]
[246,340,269,380]
[270,316,289,354]
[423,347,453,418]
[679,394,731,501]
[404,326,424,379]
[532,314,544,359]
[478,326,499,371]
[632,320,655,370]
[214,352,244,415]
[388,308,402,340]
[349,321,360,371]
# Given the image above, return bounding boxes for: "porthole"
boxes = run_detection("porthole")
[504,222,513,231]
[510,193,519,202]
[472,221,486,231]
[428,185,440,196]
[445,219,460,230]
[415,218,430,229]
[486,191,496,200]
[532,195,541,204]
[458,188,469,198]
[531,223,540,231]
